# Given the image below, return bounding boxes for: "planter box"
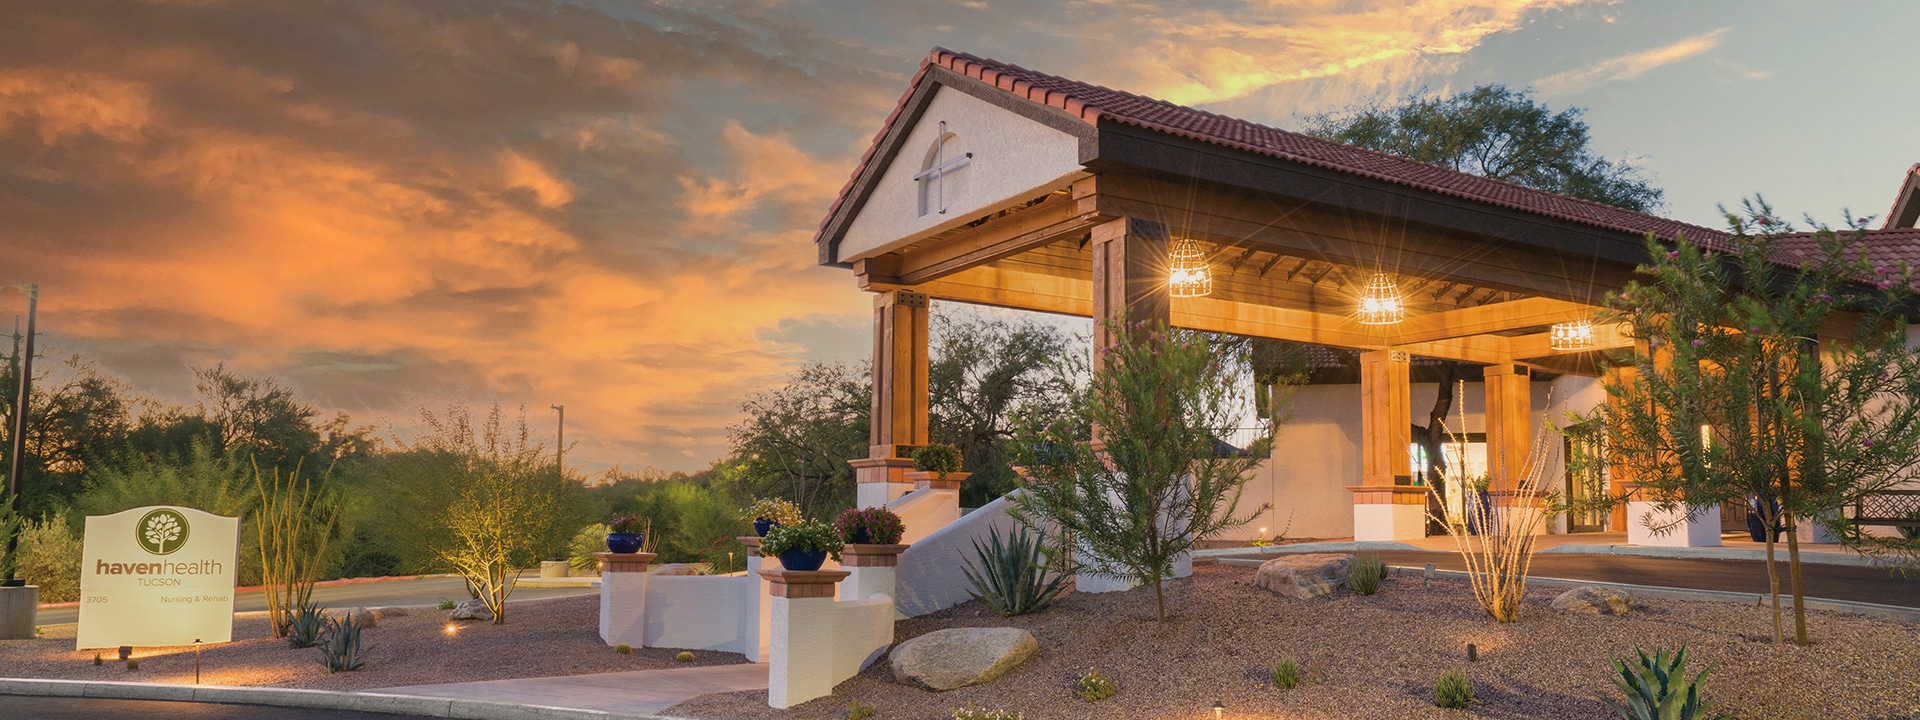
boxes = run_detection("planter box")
[904,470,969,491]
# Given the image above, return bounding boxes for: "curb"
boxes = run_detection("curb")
[1193,541,1423,558]
[1213,557,1920,623]
[0,678,688,720]
[1535,543,1889,568]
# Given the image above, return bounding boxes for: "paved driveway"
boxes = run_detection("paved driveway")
[36,575,598,626]
[0,696,439,719]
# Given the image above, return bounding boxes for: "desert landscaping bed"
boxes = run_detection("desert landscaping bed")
[672,563,1920,720]
[0,594,744,691]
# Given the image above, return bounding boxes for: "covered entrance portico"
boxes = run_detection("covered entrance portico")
[815,48,1728,543]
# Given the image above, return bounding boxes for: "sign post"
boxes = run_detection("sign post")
[77,506,239,649]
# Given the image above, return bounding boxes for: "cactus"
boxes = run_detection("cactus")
[676,651,695,663]
[614,644,632,654]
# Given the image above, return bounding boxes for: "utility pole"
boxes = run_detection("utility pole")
[550,404,564,476]
[4,284,37,587]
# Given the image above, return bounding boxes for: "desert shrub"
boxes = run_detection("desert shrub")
[126,658,138,671]
[951,705,1021,720]
[912,443,963,475]
[435,598,455,610]
[286,602,327,649]
[568,523,611,574]
[1271,657,1301,689]
[256,462,342,639]
[317,616,367,672]
[1076,667,1117,702]
[846,699,876,720]
[77,440,264,584]
[699,536,749,574]
[613,643,631,654]
[1349,552,1387,595]
[675,651,695,663]
[1435,669,1473,708]
[658,481,745,562]
[1601,644,1732,720]
[14,510,82,602]
[962,526,1068,617]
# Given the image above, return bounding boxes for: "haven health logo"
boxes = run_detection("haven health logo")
[136,508,190,556]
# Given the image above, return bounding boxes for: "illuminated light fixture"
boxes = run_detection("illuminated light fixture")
[1357,272,1405,325]
[1168,238,1212,297]
[1212,701,1226,719]
[1548,320,1596,351]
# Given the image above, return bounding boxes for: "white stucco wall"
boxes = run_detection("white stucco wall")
[895,491,1023,617]
[838,86,1087,262]
[643,575,762,659]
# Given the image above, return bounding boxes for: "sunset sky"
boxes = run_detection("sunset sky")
[5,0,1916,475]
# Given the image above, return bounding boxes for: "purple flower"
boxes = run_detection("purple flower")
[1876,266,1890,275]
[1864,438,1876,450]
[1878,281,1894,290]
[1691,339,1705,347]
[1667,251,1680,260]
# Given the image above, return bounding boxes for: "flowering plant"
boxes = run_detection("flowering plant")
[608,515,647,534]
[740,497,803,527]
[834,506,905,545]
[757,520,843,560]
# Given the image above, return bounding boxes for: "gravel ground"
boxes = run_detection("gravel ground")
[0,595,744,691]
[672,564,1920,720]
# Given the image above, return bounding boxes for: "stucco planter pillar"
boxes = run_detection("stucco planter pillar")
[1348,485,1429,541]
[1488,489,1551,536]
[0,585,38,640]
[597,552,656,646]
[839,543,908,601]
[853,457,918,506]
[760,568,851,708]
[1621,482,1722,548]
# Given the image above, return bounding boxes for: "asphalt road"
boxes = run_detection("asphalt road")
[34,575,598,626]
[0,696,438,719]
[1357,550,1920,607]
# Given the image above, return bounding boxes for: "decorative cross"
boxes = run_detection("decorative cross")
[911,121,971,215]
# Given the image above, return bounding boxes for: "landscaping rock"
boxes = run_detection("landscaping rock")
[1551,586,1634,616]
[1254,553,1352,599]
[449,599,493,621]
[347,607,377,629]
[373,606,408,619]
[652,563,701,576]
[889,627,1037,691]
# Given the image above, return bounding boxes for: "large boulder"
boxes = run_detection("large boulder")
[449,599,493,621]
[373,606,408,619]
[346,607,378,629]
[889,628,1037,691]
[1551,586,1633,616]
[1255,553,1352,599]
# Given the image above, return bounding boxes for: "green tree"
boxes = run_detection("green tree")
[1303,85,1664,212]
[0,355,135,517]
[1598,199,1920,645]
[76,439,264,583]
[929,313,1076,506]
[1010,322,1275,622]
[730,362,869,519]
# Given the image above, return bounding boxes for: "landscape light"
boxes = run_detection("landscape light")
[1549,320,1595,351]
[1357,273,1405,325]
[1211,700,1226,718]
[444,623,459,636]
[1168,239,1212,298]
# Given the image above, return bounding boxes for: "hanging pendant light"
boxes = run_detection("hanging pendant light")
[1357,272,1405,325]
[1168,238,1212,298]
[1549,320,1595,351]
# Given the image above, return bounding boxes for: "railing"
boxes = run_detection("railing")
[1852,490,1920,527]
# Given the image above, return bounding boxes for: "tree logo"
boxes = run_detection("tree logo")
[136,509,190,556]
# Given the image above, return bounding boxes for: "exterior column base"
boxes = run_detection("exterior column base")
[0,586,38,640]
[1349,485,1429,542]
[851,457,916,507]
[1626,501,1723,547]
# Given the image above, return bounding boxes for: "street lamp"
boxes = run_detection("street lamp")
[550,404,564,474]
[3,283,37,588]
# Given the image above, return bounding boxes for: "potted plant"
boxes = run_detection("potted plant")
[834,506,905,546]
[758,520,844,572]
[907,442,970,488]
[1463,475,1494,536]
[741,498,804,537]
[606,515,647,554]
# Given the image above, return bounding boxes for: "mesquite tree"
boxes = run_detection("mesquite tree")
[1600,198,1920,645]
[1010,321,1274,622]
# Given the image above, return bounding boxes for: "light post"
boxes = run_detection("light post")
[550,404,564,474]
[4,283,37,588]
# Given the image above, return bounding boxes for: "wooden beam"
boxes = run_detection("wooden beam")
[1509,322,1634,359]
[1389,297,1593,345]
[859,190,1107,286]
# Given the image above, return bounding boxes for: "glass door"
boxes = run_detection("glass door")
[1563,424,1607,533]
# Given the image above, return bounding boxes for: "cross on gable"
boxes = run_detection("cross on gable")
[911,120,970,216]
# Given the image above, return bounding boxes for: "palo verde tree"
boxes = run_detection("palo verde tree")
[1598,198,1920,646]
[1009,321,1275,622]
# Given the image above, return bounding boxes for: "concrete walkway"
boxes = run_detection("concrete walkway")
[1197,531,1906,568]
[376,663,768,716]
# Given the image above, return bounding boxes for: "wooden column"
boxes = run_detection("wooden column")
[1482,363,1533,491]
[1090,217,1170,362]
[1359,349,1412,486]
[854,289,929,502]
[1601,362,1637,531]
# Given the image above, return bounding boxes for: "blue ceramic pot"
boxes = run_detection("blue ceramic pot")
[778,548,828,572]
[848,528,873,545]
[605,532,645,554]
[754,518,778,537]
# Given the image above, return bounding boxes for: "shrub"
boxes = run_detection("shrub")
[757,520,843,560]
[962,526,1068,617]
[835,507,905,545]
[126,658,138,671]
[286,602,327,649]
[14,510,83,603]
[675,651,695,663]
[1349,552,1387,595]
[568,523,611,574]
[1435,669,1473,708]
[93,653,102,666]
[951,705,1021,720]
[912,443,963,475]
[614,644,632,654]
[740,498,803,528]
[1601,644,1732,720]
[435,598,456,610]
[1271,657,1301,689]
[1076,667,1117,702]
[317,616,367,672]
[846,699,877,720]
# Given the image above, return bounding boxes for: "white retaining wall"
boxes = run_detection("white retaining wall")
[887,486,961,545]
[895,491,1023,617]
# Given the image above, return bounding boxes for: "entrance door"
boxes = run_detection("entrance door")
[1563,424,1607,533]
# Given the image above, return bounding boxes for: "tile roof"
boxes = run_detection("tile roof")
[820,48,1920,283]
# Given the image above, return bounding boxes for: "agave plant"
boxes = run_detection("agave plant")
[285,601,327,649]
[1601,644,1732,720]
[317,616,368,672]
[961,526,1069,617]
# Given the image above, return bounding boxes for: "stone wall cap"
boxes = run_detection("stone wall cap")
[756,568,851,584]
[842,543,910,554]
